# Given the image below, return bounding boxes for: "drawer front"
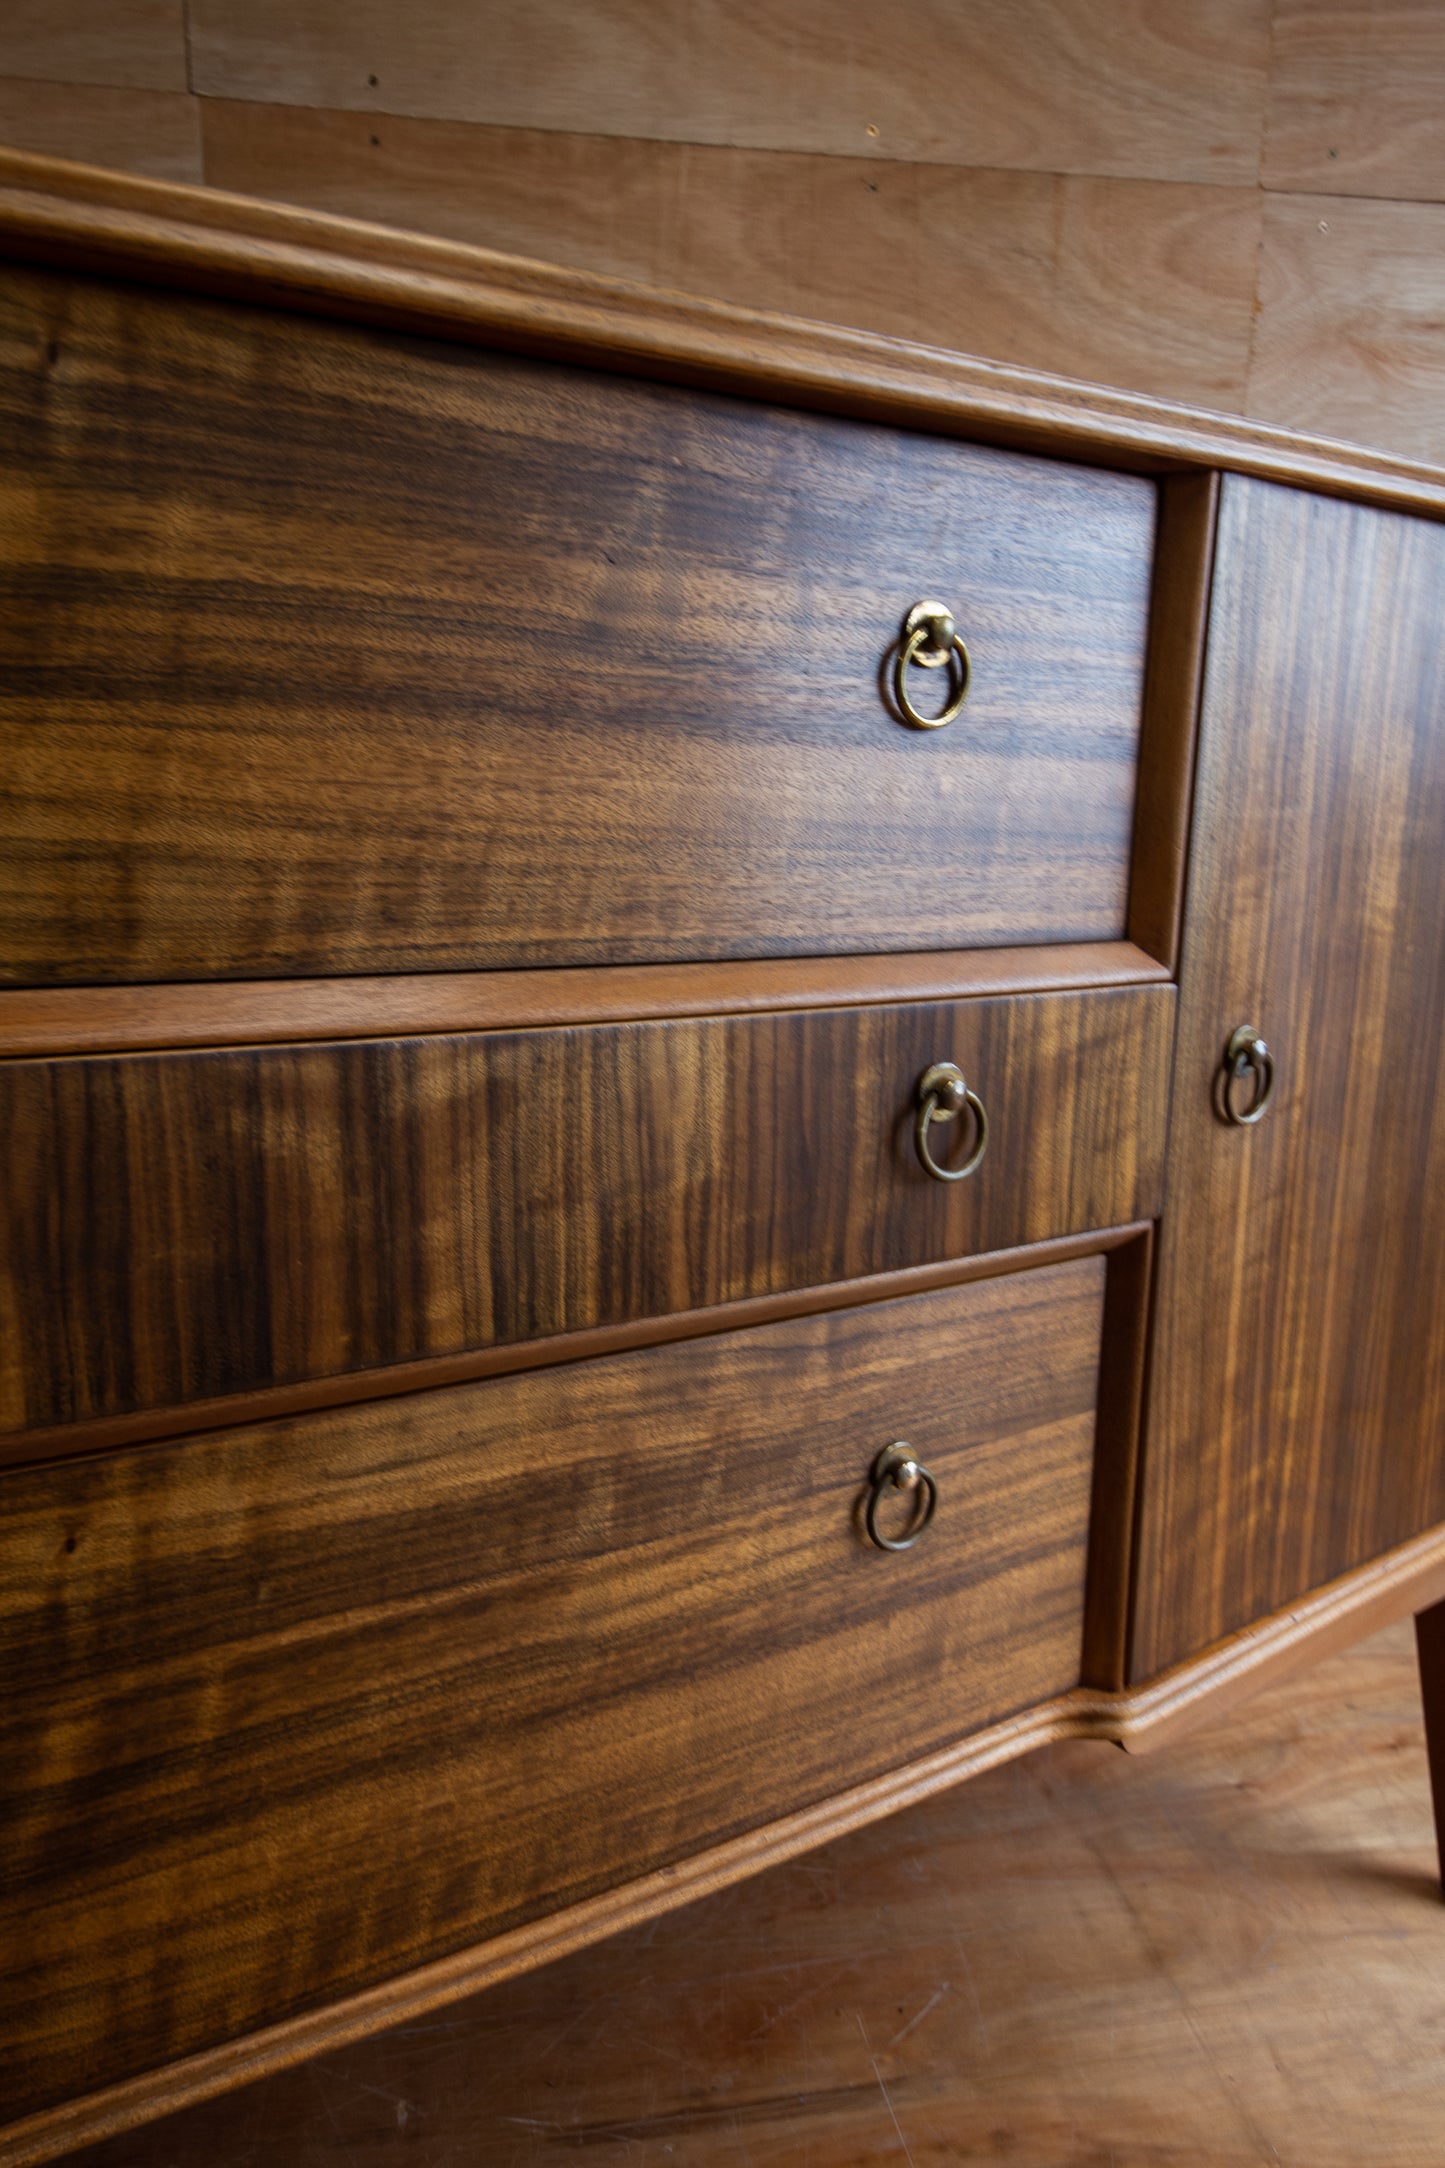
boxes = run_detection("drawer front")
[0,266,1154,986]
[0,1258,1103,2118]
[0,983,1171,1437]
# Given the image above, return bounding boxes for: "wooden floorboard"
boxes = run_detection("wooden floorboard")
[57,1618,1445,2165]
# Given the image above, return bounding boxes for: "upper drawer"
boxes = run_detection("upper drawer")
[0,983,1171,1442]
[1,1259,1102,2118]
[0,267,1155,986]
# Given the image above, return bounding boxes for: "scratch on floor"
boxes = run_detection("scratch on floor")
[855,2008,917,2167]
[887,1980,951,2048]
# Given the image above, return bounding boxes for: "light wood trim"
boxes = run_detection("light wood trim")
[0,1223,1151,1473]
[1114,1519,1445,1755]
[0,942,1169,1061]
[5,1514,1442,2168]
[0,147,1443,514]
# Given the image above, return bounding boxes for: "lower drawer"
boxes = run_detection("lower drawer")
[1,1256,1103,2121]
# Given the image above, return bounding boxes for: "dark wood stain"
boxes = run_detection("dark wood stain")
[1080,1227,1155,1691]
[1132,476,1445,1677]
[0,1258,1104,2122]
[1416,1597,1445,1891]
[0,263,1155,986]
[0,984,1172,1439]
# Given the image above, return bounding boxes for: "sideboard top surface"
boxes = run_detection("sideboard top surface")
[1,146,1443,520]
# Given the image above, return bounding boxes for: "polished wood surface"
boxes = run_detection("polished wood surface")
[0,1261,1104,2127]
[0,984,1171,1440]
[1132,475,1445,1678]
[1,150,1443,511]
[0,259,1154,986]
[1125,470,1218,973]
[3,1224,1151,1477]
[41,1620,1442,2168]
[0,939,1168,1060]
[1079,1228,1154,1691]
[12,9,1445,465]
[9,1506,1445,2165]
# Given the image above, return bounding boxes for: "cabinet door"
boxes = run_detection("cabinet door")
[1132,475,1445,1679]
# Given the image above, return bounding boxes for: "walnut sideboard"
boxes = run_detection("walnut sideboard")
[3,150,1445,2165]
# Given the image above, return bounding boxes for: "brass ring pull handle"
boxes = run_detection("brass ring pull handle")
[893,599,971,729]
[865,1442,939,1553]
[915,1060,988,1182]
[1215,1024,1276,1126]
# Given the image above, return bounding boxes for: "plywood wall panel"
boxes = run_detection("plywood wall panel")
[0,78,200,183]
[0,0,188,94]
[1247,193,1445,466]
[188,0,1271,184]
[201,102,1261,410]
[1265,0,1445,201]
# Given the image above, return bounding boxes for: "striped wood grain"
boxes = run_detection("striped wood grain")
[0,1260,1104,2125]
[0,259,1155,985]
[0,984,1173,1438]
[1132,475,1445,1676]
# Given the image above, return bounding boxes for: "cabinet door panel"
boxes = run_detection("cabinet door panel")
[1133,476,1445,1678]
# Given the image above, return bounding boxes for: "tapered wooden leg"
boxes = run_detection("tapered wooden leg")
[1415,1599,1445,1892]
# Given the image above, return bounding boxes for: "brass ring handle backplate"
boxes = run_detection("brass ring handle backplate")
[893,599,971,729]
[865,1442,939,1552]
[1215,1024,1276,1126]
[915,1060,988,1182]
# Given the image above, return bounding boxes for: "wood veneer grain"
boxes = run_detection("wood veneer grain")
[1125,470,1218,972]
[0,79,200,183]
[1131,475,1445,1677]
[1264,0,1445,203]
[8,1501,1445,2167]
[0,258,1154,986]
[1,1223,1151,1475]
[187,0,1271,183]
[1080,1227,1154,1692]
[0,150,1442,513]
[198,106,1263,414]
[1248,192,1445,470]
[0,983,1173,1437]
[0,940,1168,1060]
[0,1260,1104,2125]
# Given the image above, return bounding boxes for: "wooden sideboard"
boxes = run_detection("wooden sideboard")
[3,149,1445,2166]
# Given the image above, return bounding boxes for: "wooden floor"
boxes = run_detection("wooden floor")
[67,1620,1445,2167]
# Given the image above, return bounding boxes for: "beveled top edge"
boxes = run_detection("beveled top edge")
[0,145,1442,516]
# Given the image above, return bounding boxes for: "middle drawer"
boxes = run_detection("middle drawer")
[1,981,1172,1438]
